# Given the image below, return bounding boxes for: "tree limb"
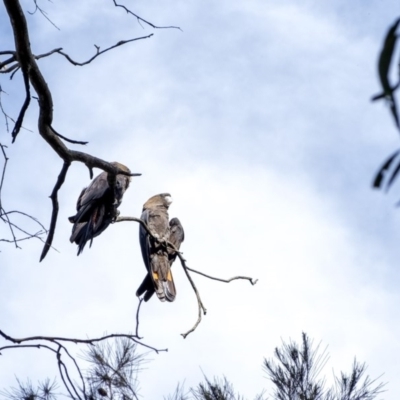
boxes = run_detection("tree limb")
[54,36,154,66]
[0,330,167,353]
[3,0,142,260]
[40,161,70,262]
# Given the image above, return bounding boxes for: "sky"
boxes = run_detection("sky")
[1,0,400,398]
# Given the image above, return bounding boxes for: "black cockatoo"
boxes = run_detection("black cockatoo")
[137,194,184,302]
[69,162,132,255]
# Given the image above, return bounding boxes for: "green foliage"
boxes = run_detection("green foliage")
[373,17,400,191]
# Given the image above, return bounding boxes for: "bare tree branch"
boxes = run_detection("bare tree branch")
[179,262,207,340]
[56,346,79,400]
[10,64,30,143]
[112,0,182,30]
[0,330,167,353]
[40,161,70,262]
[0,88,11,132]
[135,298,144,339]
[28,0,60,31]
[50,126,88,145]
[0,143,48,249]
[54,36,154,66]
[0,53,16,70]
[185,266,258,286]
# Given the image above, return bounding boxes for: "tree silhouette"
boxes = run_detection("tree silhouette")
[2,333,383,400]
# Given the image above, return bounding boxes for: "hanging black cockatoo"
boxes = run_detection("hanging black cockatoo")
[137,194,184,302]
[69,162,132,255]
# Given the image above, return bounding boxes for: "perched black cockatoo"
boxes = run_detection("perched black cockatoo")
[69,162,132,255]
[137,194,184,302]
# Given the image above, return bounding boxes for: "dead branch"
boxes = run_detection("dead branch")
[0,144,48,249]
[28,0,60,31]
[51,126,88,145]
[40,161,70,261]
[58,342,87,397]
[3,210,47,231]
[0,211,56,252]
[0,88,11,132]
[54,36,154,66]
[178,258,207,339]
[0,343,57,354]
[116,216,152,234]
[185,266,258,285]
[112,0,181,30]
[135,298,144,339]
[11,64,30,142]
[0,53,16,70]
[0,143,9,203]
[56,345,80,400]
[0,330,167,353]
[116,216,257,338]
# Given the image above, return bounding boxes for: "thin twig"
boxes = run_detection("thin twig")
[185,266,258,285]
[116,216,152,235]
[0,89,11,132]
[54,341,85,399]
[0,218,52,249]
[0,144,19,248]
[0,330,167,353]
[11,66,31,142]
[112,0,182,30]
[0,54,16,70]
[0,344,57,354]
[56,346,78,400]
[28,0,60,30]
[0,143,9,200]
[180,266,206,339]
[10,65,20,79]
[3,210,48,232]
[176,253,207,339]
[55,35,154,66]
[135,298,144,339]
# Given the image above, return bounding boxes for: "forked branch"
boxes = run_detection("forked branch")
[0,143,48,249]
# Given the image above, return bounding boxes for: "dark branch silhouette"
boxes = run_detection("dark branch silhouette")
[40,161,70,261]
[53,36,154,66]
[0,143,48,249]
[2,0,147,260]
[112,0,182,30]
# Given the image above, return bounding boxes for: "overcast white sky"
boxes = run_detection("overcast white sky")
[1,0,400,398]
